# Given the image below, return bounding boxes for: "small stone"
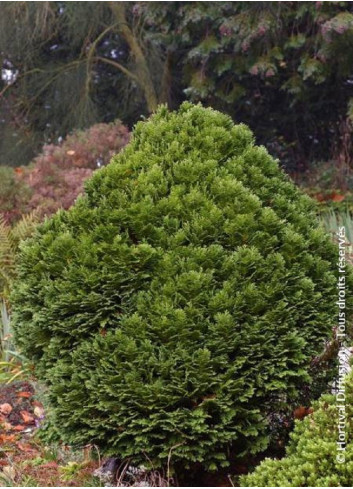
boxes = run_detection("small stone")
[0,403,12,415]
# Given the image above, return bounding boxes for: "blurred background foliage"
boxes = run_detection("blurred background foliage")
[0,1,352,174]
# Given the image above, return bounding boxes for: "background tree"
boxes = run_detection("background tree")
[145,1,353,170]
[0,1,352,173]
[0,1,167,166]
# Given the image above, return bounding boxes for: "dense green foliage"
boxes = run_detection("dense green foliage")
[11,104,350,470]
[1,2,352,170]
[241,372,353,487]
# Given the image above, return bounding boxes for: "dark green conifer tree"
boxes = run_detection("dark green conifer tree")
[11,103,353,471]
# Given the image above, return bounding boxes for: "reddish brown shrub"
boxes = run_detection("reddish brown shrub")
[0,167,32,224]
[14,120,130,219]
[36,121,130,171]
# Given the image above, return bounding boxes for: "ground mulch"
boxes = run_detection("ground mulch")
[0,381,101,486]
[0,381,37,434]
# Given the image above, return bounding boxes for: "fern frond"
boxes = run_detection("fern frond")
[11,211,38,243]
[0,215,15,296]
[0,214,15,260]
[0,212,38,299]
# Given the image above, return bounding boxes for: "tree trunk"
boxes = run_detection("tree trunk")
[160,50,172,106]
[109,2,158,113]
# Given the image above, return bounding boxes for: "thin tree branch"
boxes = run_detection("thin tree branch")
[95,56,139,83]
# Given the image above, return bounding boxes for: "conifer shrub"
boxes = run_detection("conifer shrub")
[241,372,353,487]
[11,103,353,471]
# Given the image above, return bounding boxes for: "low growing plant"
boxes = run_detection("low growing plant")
[0,167,31,225]
[319,209,353,247]
[241,371,353,487]
[0,300,29,384]
[0,213,37,383]
[11,103,353,472]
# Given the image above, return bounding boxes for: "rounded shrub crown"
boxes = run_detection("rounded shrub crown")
[11,103,349,470]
